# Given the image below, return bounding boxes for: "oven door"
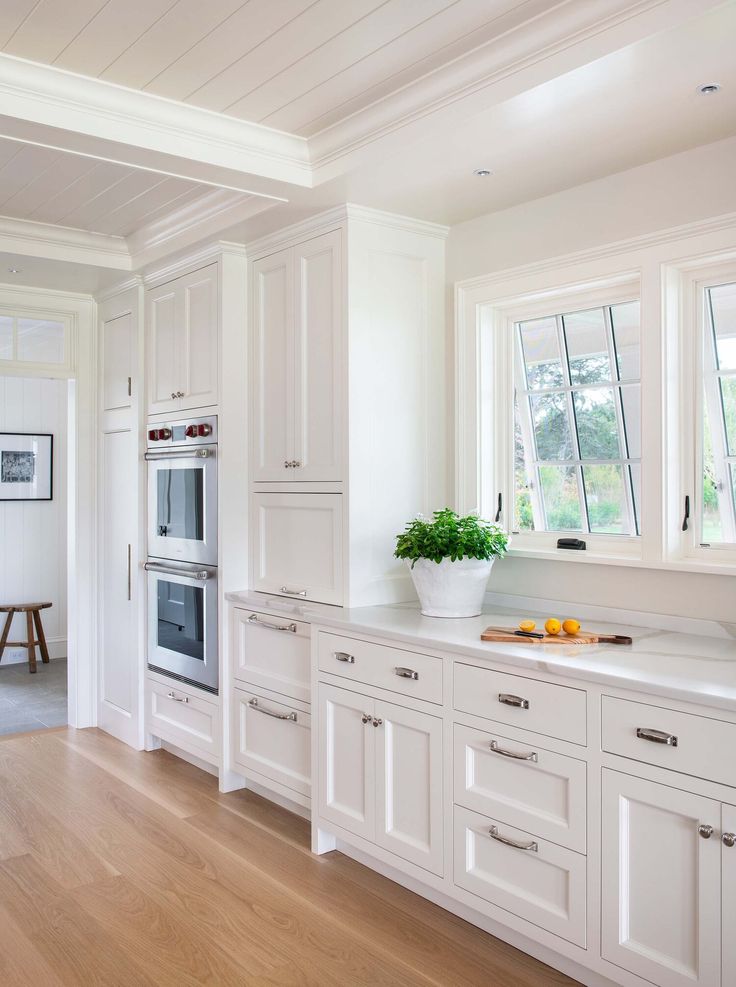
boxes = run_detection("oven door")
[145,561,218,693]
[146,447,217,565]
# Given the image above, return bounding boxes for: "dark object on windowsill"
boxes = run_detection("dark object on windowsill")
[557,537,587,551]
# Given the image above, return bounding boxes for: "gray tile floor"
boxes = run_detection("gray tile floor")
[0,658,68,735]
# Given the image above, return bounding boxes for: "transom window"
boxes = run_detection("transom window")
[513,301,641,536]
[0,315,65,365]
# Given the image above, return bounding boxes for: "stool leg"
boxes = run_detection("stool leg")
[26,610,37,673]
[0,611,13,662]
[33,610,50,664]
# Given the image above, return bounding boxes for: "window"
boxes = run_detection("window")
[513,301,641,537]
[0,315,66,365]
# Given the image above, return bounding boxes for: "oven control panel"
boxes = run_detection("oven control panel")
[147,415,217,448]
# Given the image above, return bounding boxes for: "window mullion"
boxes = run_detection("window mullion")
[558,313,588,532]
[605,305,637,536]
[513,329,544,530]
[702,289,736,543]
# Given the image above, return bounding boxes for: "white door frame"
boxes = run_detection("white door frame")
[0,283,97,728]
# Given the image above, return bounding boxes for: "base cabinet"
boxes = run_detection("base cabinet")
[723,803,736,987]
[232,687,311,799]
[318,683,443,876]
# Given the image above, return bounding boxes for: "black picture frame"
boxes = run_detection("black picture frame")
[0,432,54,501]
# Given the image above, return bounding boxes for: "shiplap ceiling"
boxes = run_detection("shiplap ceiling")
[0,136,249,236]
[0,0,547,137]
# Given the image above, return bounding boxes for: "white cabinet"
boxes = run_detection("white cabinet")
[251,231,342,482]
[147,263,218,415]
[146,676,221,764]
[232,687,311,799]
[230,607,310,703]
[101,311,133,412]
[251,491,343,605]
[601,769,722,987]
[317,683,443,876]
[723,803,736,987]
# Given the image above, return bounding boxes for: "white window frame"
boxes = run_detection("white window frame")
[0,303,73,375]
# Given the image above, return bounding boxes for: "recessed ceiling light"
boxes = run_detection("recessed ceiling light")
[7,267,21,274]
[473,168,493,177]
[698,83,721,95]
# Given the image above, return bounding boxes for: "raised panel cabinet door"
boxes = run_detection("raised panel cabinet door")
[292,230,343,481]
[102,311,133,412]
[180,263,218,410]
[723,803,736,987]
[252,249,294,480]
[318,684,375,841]
[601,769,721,987]
[233,688,311,798]
[146,282,181,415]
[374,700,444,876]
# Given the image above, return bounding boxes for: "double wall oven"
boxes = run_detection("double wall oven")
[145,415,218,693]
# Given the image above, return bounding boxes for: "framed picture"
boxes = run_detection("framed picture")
[0,432,53,501]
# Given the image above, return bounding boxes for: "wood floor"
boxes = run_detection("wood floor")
[0,728,580,986]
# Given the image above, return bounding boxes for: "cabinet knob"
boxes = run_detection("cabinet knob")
[723,832,736,848]
[698,824,714,839]
[361,713,371,724]
[372,717,383,728]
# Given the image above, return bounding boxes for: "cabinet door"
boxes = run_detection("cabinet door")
[146,282,181,415]
[293,231,342,481]
[601,770,721,987]
[723,803,736,987]
[252,249,294,480]
[102,311,133,412]
[179,263,218,411]
[374,700,443,876]
[318,684,374,841]
[232,688,311,798]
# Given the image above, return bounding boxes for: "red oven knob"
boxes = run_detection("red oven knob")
[159,427,172,440]
[185,424,196,438]
[197,423,212,437]
[148,429,158,441]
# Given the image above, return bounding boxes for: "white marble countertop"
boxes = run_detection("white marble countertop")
[308,603,736,714]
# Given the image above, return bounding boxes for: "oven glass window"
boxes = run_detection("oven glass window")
[156,466,204,541]
[157,580,204,660]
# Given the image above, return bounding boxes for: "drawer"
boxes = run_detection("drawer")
[601,695,736,789]
[454,663,586,746]
[318,631,443,704]
[147,679,221,761]
[454,724,587,852]
[232,688,311,798]
[453,805,586,947]
[231,607,310,703]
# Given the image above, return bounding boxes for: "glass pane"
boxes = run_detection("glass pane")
[530,392,573,460]
[719,376,736,455]
[573,388,620,459]
[156,467,204,540]
[563,308,611,385]
[0,316,12,359]
[629,464,641,536]
[611,301,641,379]
[583,464,629,534]
[157,581,204,660]
[709,282,736,370]
[16,319,64,363]
[620,384,641,459]
[701,399,723,543]
[514,397,534,531]
[519,317,564,389]
[539,465,583,530]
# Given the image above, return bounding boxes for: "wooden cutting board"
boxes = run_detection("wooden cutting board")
[481,626,632,645]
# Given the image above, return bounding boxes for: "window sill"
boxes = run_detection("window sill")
[506,547,736,576]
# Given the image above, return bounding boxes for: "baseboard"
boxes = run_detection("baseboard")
[160,741,219,777]
[1,638,67,665]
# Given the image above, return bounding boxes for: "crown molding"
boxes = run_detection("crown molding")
[142,240,247,287]
[0,215,130,269]
[344,204,449,239]
[94,275,144,304]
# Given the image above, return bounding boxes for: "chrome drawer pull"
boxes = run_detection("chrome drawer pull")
[636,727,678,747]
[488,825,538,853]
[498,693,529,710]
[280,586,307,597]
[247,613,297,633]
[334,651,355,664]
[394,666,418,680]
[167,691,189,704]
[248,698,297,722]
[489,739,538,762]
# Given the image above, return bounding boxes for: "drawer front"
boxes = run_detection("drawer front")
[318,631,443,704]
[454,724,587,853]
[454,663,586,746]
[147,680,220,759]
[231,607,310,703]
[453,805,586,947]
[602,695,736,788]
[233,688,311,797]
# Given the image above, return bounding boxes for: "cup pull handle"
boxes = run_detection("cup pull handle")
[498,693,529,710]
[334,651,355,664]
[636,727,678,747]
[394,666,418,680]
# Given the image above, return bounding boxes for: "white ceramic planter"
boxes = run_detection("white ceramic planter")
[408,556,494,618]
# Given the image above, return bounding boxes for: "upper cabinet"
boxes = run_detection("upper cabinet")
[252,230,342,482]
[146,263,218,416]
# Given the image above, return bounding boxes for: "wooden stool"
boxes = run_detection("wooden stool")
[0,603,52,673]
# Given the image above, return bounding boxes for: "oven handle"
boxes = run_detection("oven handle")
[144,561,211,581]
[145,448,215,461]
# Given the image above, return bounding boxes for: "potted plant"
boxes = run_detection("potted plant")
[395,508,508,618]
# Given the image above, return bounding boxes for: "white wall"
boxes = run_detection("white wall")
[0,375,67,659]
[448,137,736,624]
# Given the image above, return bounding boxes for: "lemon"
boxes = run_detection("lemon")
[518,619,536,632]
[544,617,561,636]
[562,618,581,636]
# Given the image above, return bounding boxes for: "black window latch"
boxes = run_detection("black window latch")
[557,537,586,551]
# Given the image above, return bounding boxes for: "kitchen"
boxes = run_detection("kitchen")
[0,3,735,986]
